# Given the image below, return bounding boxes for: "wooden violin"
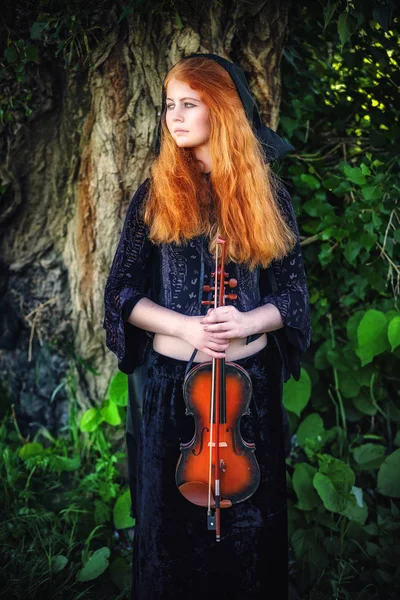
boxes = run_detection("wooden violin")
[175,236,260,541]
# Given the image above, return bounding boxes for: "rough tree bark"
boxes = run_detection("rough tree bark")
[0,0,291,433]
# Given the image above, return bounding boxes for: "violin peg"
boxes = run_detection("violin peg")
[201,300,214,305]
[225,293,237,300]
[224,278,238,288]
[203,285,214,292]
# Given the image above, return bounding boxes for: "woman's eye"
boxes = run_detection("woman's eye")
[166,103,195,109]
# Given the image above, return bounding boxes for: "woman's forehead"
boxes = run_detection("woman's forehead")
[166,79,202,101]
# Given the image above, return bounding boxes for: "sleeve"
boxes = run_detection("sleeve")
[259,182,312,382]
[102,178,154,373]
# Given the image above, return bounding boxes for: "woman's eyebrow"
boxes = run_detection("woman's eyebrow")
[166,96,201,102]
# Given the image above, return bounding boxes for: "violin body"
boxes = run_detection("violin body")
[176,360,260,507]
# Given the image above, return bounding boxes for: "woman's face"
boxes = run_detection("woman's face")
[165,79,211,150]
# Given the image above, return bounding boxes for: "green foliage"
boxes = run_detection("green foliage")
[79,371,128,432]
[0,363,133,599]
[280,2,400,596]
[76,547,111,582]
[113,490,136,529]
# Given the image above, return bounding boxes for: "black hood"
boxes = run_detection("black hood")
[153,52,295,163]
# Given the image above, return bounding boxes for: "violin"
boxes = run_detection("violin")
[175,236,260,541]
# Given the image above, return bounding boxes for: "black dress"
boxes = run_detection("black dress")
[102,175,312,599]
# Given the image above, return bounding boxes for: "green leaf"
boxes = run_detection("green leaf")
[323,175,342,190]
[359,231,377,251]
[101,399,122,426]
[80,408,103,433]
[76,547,110,582]
[362,186,383,203]
[337,12,358,48]
[25,45,39,62]
[339,370,361,398]
[53,454,81,472]
[354,364,375,387]
[113,490,135,529]
[323,1,338,30]
[303,197,333,217]
[355,309,390,366]
[108,371,129,407]
[360,163,371,176]
[352,443,386,469]
[51,555,68,573]
[109,557,131,593]
[4,46,18,64]
[175,12,183,29]
[300,174,320,190]
[327,349,350,372]
[318,243,335,267]
[280,116,298,137]
[344,240,362,265]
[292,463,320,510]
[377,449,400,498]
[313,456,362,521]
[313,472,349,512]
[343,164,367,186]
[371,212,382,228]
[341,487,368,524]
[282,368,311,417]
[18,442,44,459]
[352,392,377,416]
[363,523,379,536]
[30,22,47,40]
[318,455,355,495]
[347,311,364,343]
[296,413,324,447]
[94,500,111,526]
[388,316,400,352]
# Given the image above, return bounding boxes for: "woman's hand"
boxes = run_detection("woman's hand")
[200,306,253,340]
[180,315,231,359]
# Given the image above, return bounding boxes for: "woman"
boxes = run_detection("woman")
[103,53,311,600]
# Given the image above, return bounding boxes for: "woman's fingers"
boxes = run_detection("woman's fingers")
[203,348,227,358]
[207,341,230,351]
[203,322,230,332]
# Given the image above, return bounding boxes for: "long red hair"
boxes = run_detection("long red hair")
[144,56,296,269]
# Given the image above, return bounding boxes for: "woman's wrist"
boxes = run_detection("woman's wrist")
[244,304,284,336]
[172,313,194,339]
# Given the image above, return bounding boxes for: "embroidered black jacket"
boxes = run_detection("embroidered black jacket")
[102,175,311,382]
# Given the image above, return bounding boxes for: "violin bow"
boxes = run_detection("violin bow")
[207,236,226,542]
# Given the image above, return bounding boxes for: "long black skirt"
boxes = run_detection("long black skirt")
[128,342,288,600]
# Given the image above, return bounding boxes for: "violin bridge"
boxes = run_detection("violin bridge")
[207,441,228,447]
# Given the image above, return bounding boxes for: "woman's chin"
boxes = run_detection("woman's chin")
[174,139,195,148]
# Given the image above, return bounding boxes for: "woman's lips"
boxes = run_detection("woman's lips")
[174,129,188,133]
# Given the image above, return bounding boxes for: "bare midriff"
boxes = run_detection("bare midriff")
[153,332,267,362]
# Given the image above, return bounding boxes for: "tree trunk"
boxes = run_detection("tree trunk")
[0,0,291,433]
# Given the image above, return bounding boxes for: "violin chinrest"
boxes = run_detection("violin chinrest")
[178,482,233,508]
